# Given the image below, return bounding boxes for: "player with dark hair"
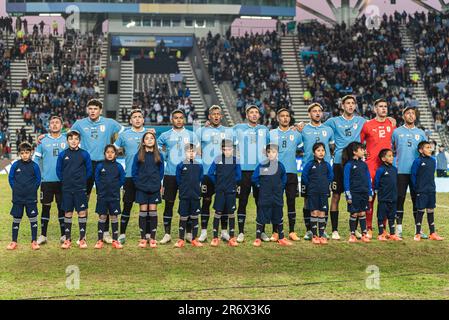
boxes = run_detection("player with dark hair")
[360,98,396,239]
[233,105,269,243]
[34,116,67,245]
[157,109,198,244]
[269,108,303,242]
[392,106,427,239]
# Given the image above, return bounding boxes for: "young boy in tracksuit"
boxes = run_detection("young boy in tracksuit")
[301,142,333,245]
[94,144,126,250]
[343,141,372,243]
[410,141,444,241]
[56,130,92,249]
[7,142,42,251]
[174,143,204,248]
[251,144,292,247]
[374,149,402,241]
[207,139,242,247]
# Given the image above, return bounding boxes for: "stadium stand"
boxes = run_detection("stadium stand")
[201,31,293,126]
[297,15,418,127]
[407,11,449,138]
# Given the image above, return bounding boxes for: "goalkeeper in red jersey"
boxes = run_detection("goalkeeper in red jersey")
[360,99,396,239]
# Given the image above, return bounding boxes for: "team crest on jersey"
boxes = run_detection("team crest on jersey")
[415,135,420,140]
[221,133,226,139]
[258,130,264,136]
[387,126,391,132]
[183,137,189,143]
[61,143,66,149]
[353,124,358,130]
[289,135,294,141]
[322,130,327,137]
[100,125,106,132]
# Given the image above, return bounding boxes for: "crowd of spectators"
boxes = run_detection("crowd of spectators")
[0,27,11,159]
[16,31,105,140]
[200,30,292,122]
[298,14,417,127]
[408,11,449,133]
[131,80,198,125]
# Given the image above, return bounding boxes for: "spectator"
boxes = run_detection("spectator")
[436,145,448,177]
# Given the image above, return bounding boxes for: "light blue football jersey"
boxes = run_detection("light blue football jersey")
[233,123,269,171]
[301,123,335,165]
[71,116,123,161]
[157,128,198,176]
[34,133,67,182]
[114,127,146,177]
[269,128,303,174]
[196,125,234,175]
[392,125,427,174]
[324,115,366,164]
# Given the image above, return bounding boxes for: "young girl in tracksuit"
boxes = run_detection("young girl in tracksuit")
[174,143,204,248]
[251,143,291,247]
[94,144,126,249]
[132,131,164,248]
[207,139,242,247]
[301,142,333,245]
[374,149,402,241]
[343,141,373,243]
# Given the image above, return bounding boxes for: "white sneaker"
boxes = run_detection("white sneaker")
[186,233,193,243]
[198,229,208,242]
[237,233,245,243]
[261,232,270,242]
[331,231,341,240]
[76,239,80,245]
[221,230,230,241]
[160,233,172,244]
[60,235,66,244]
[37,235,47,245]
[103,232,113,244]
[355,230,362,240]
[118,234,126,245]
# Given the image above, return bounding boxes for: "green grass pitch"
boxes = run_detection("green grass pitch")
[1,175,449,300]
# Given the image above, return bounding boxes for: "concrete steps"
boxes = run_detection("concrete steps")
[177,59,206,124]
[117,60,134,126]
[280,35,309,123]
[399,24,441,145]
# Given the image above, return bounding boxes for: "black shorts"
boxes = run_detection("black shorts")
[415,192,436,210]
[238,170,258,200]
[40,181,62,204]
[10,203,38,218]
[122,178,136,203]
[332,164,344,194]
[96,199,121,215]
[62,191,88,213]
[307,194,329,212]
[377,201,396,221]
[87,161,100,196]
[213,192,237,213]
[163,175,178,202]
[178,199,201,217]
[348,193,369,214]
[285,173,299,200]
[201,175,215,198]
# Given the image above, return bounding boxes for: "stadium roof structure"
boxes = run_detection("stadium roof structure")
[6,0,296,18]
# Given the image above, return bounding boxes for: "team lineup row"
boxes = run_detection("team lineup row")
[6,95,442,250]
